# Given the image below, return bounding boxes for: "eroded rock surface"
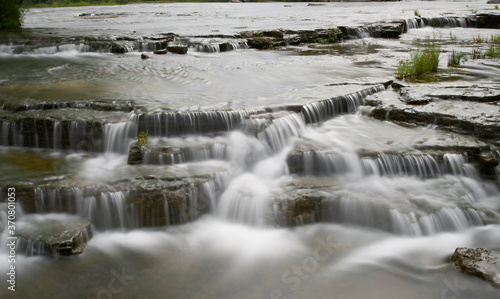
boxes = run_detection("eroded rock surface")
[451,247,500,288]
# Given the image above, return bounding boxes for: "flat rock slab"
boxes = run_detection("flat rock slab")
[451,247,500,288]
[17,214,93,256]
[369,84,500,146]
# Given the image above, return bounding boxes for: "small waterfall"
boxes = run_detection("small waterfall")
[256,113,306,152]
[301,150,363,176]
[103,120,138,154]
[53,121,62,149]
[142,143,228,165]
[0,118,107,151]
[30,172,229,230]
[406,17,474,30]
[34,46,59,55]
[132,110,264,137]
[405,18,424,30]
[390,207,486,236]
[340,27,371,39]
[421,17,472,28]
[195,44,220,53]
[58,43,94,53]
[293,151,470,179]
[444,153,477,177]
[302,85,385,124]
[363,154,444,178]
[217,173,272,226]
[194,42,248,53]
[0,44,14,54]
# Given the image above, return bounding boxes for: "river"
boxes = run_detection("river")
[1,1,500,298]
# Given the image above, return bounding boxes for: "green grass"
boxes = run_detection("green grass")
[486,46,500,58]
[448,50,467,67]
[396,40,440,80]
[471,48,485,59]
[473,35,485,43]
[491,34,500,44]
[318,28,342,44]
[414,10,421,17]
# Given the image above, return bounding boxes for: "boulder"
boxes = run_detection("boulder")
[16,215,93,256]
[451,247,500,288]
[167,45,188,54]
[141,53,149,59]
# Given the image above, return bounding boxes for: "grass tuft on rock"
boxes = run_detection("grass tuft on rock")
[448,50,467,67]
[396,40,440,80]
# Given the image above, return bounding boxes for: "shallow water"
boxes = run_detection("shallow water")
[1,1,500,299]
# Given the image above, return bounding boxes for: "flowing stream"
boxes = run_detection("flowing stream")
[1,1,500,298]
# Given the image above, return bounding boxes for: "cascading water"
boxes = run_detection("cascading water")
[1,2,500,299]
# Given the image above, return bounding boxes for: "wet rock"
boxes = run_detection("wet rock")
[2,99,134,112]
[154,48,167,55]
[16,215,93,256]
[110,43,127,54]
[399,88,432,105]
[475,13,500,29]
[128,142,144,165]
[141,53,149,59]
[261,30,284,39]
[451,247,500,288]
[218,42,231,52]
[478,152,499,179]
[339,22,405,39]
[246,37,275,49]
[167,45,188,54]
[369,86,500,146]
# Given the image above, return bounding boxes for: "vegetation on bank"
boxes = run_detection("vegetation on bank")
[0,0,26,28]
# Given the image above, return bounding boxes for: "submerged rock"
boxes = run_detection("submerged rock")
[154,48,167,55]
[451,247,500,288]
[141,53,149,59]
[16,215,92,256]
